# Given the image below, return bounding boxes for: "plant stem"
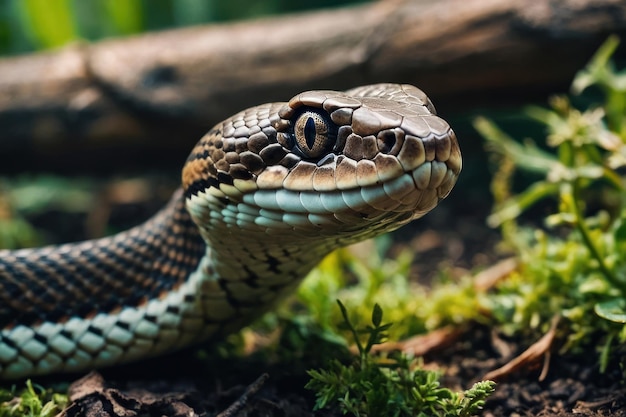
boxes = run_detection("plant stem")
[571,180,626,296]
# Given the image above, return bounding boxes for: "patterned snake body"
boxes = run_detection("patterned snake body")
[0,84,461,379]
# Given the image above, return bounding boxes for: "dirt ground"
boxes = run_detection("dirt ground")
[54,310,626,417]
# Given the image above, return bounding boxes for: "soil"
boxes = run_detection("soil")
[6,175,626,417]
[53,323,626,417]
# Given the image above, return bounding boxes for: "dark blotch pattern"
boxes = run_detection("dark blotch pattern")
[0,192,205,329]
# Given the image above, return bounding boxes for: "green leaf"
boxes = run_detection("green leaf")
[594,298,626,323]
[598,333,615,373]
[336,299,364,356]
[371,303,383,327]
[613,217,626,244]
[474,116,559,175]
[571,35,621,95]
[487,181,560,227]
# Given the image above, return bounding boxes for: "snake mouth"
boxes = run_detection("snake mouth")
[237,155,459,228]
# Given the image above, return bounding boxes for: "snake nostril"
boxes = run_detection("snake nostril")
[377,129,402,155]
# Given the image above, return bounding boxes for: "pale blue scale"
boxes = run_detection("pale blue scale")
[117,308,145,330]
[320,191,348,212]
[341,189,367,211]
[254,214,286,229]
[259,208,285,221]
[77,330,106,353]
[429,161,448,189]
[65,349,91,371]
[33,322,62,341]
[383,174,415,201]
[275,189,306,212]
[209,216,223,228]
[37,352,62,374]
[307,213,342,227]
[282,213,310,227]
[220,207,239,224]
[0,343,17,362]
[95,344,123,363]
[90,312,119,336]
[412,162,432,189]
[236,214,257,229]
[249,191,281,211]
[133,317,160,339]
[6,357,32,377]
[105,325,134,346]
[299,192,331,214]
[21,338,47,360]
[6,325,34,346]
[237,202,259,216]
[361,183,389,206]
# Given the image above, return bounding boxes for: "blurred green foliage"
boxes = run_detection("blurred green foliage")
[291,243,482,343]
[0,176,95,250]
[0,0,369,55]
[476,35,626,370]
[0,380,67,417]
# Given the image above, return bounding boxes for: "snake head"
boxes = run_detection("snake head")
[183,83,461,243]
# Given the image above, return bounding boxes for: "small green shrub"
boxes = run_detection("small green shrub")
[306,301,495,417]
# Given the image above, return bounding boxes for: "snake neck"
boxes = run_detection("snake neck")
[0,190,205,330]
[192,227,332,314]
[185,191,339,317]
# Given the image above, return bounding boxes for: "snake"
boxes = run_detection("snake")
[0,84,461,380]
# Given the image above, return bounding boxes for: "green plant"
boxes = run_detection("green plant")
[475,36,626,368]
[0,380,67,417]
[0,176,96,250]
[306,301,495,417]
[291,241,485,344]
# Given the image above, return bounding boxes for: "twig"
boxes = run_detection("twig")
[216,373,269,417]
[483,315,560,381]
[367,326,464,356]
[473,257,518,292]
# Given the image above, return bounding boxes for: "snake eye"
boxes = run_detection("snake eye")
[293,110,335,159]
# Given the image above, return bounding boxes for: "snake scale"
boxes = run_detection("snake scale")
[0,84,461,380]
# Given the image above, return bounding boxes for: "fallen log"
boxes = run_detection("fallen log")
[0,0,624,172]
